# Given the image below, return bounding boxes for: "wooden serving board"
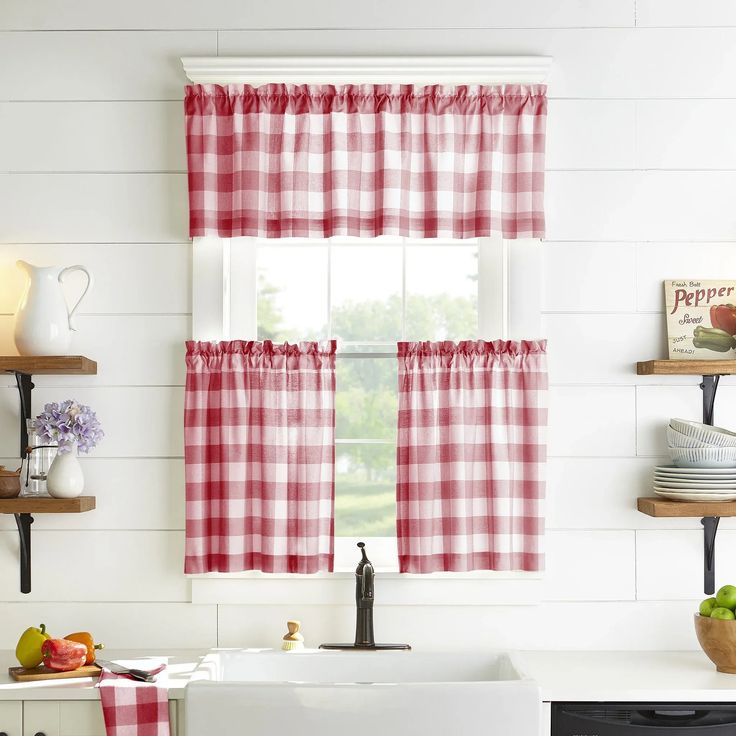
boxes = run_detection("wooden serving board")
[9,664,101,681]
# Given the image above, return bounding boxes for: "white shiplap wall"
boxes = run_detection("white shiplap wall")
[1,0,736,651]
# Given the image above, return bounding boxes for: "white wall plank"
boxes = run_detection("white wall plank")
[546,100,636,170]
[0,174,188,243]
[636,530,736,600]
[637,171,736,241]
[0,32,215,101]
[0,102,185,172]
[544,313,664,384]
[548,386,636,457]
[0,458,184,531]
[547,171,736,242]
[542,243,636,313]
[637,100,736,170]
[0,0,635,31]
[545,172,640,241]
[635,242,736,312]
[0,602,215,648]
[637,1,736,28]
[217,600,701,650]
[0,531,187,602]
[0,243,190,315]
[544,531,636,601]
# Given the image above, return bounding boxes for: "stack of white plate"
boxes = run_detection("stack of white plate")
[654,465,736,502]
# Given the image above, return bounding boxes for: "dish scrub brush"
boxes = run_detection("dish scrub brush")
[281,620,304,651]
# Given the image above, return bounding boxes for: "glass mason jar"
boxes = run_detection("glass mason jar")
[21,419,57,497]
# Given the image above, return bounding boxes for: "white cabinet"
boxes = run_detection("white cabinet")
[24,701,105,736]
[22,700,179,736]
[0,702,22,736]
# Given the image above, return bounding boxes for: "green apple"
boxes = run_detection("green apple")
[716,585,736,610]
[700,597,718,616]
[711,607,736,620]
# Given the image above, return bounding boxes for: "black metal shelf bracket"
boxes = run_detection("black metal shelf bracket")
[702,516,720,596]
[13,370,34,458]
[698,373,724,595]
[6,369,35,594]
[700,375,720,426]
[14,512,33,594]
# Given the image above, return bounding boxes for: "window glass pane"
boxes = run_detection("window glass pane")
[256,245,328,341]
[404,244,478,341]
[335,443,396,537]
[336,357,397,441]
[331,245,402,342]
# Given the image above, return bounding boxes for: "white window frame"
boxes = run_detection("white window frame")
[193,237,541,343]
[184,55,550,605]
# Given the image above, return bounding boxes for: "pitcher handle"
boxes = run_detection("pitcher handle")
[59,265,93,331]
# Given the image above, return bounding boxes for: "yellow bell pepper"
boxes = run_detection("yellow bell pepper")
[15,623,51,668]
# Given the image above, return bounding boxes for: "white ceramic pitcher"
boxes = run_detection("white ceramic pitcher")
[13,261,93,356]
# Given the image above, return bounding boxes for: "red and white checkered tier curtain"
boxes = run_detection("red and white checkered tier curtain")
[185,83,547,239]
[184,340,336,574]
[396,340,548,573]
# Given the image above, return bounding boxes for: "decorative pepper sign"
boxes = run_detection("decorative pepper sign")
[665,280,736,359]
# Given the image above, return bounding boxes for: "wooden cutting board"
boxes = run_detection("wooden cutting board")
[9,664,101,681]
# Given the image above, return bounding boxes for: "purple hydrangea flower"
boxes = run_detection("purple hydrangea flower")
[33,400,104,454]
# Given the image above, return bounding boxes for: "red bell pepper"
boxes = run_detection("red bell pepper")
[41,638,87,671]
[710,304,736,336]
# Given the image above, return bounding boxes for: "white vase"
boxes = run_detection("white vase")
[46,444,84,498]
[14,260,93,356]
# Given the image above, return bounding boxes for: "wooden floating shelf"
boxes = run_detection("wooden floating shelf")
[0,355,97,375]
[0,355,99,594]
[0,496,96,514]
[637,359,736,376]
[638,497,736,518]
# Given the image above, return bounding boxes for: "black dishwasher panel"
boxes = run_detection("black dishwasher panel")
[553,702,736,736]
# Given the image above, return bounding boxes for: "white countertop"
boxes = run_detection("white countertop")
[0,650,203,700]
[519,651,736,702]
[2,649,736,702]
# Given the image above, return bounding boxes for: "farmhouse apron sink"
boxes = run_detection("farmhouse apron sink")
[185,648,540,736]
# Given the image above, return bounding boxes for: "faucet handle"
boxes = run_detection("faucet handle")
[357,541,369,563]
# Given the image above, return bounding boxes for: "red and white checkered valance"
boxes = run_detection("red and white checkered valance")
[396,340,548,573]
[184,340,336,574]
[185,83,547,239]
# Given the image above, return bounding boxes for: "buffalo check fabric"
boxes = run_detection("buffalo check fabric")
[98,670,169,736]
[184,340,336,574]
[396,340,548,573]
[185,83,547,239]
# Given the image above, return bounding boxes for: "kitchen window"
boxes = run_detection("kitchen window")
[184,54,550,593]
[192,235,541,571]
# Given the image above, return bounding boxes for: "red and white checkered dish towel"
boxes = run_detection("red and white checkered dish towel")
[97,665,169,736]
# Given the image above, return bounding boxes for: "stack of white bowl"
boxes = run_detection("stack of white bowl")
[655,419,736,502]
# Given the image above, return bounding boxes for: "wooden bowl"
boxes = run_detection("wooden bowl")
[0,466,21,499]
[694,613,736,673]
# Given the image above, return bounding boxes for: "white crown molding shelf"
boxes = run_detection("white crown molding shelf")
[181,55,553,85]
